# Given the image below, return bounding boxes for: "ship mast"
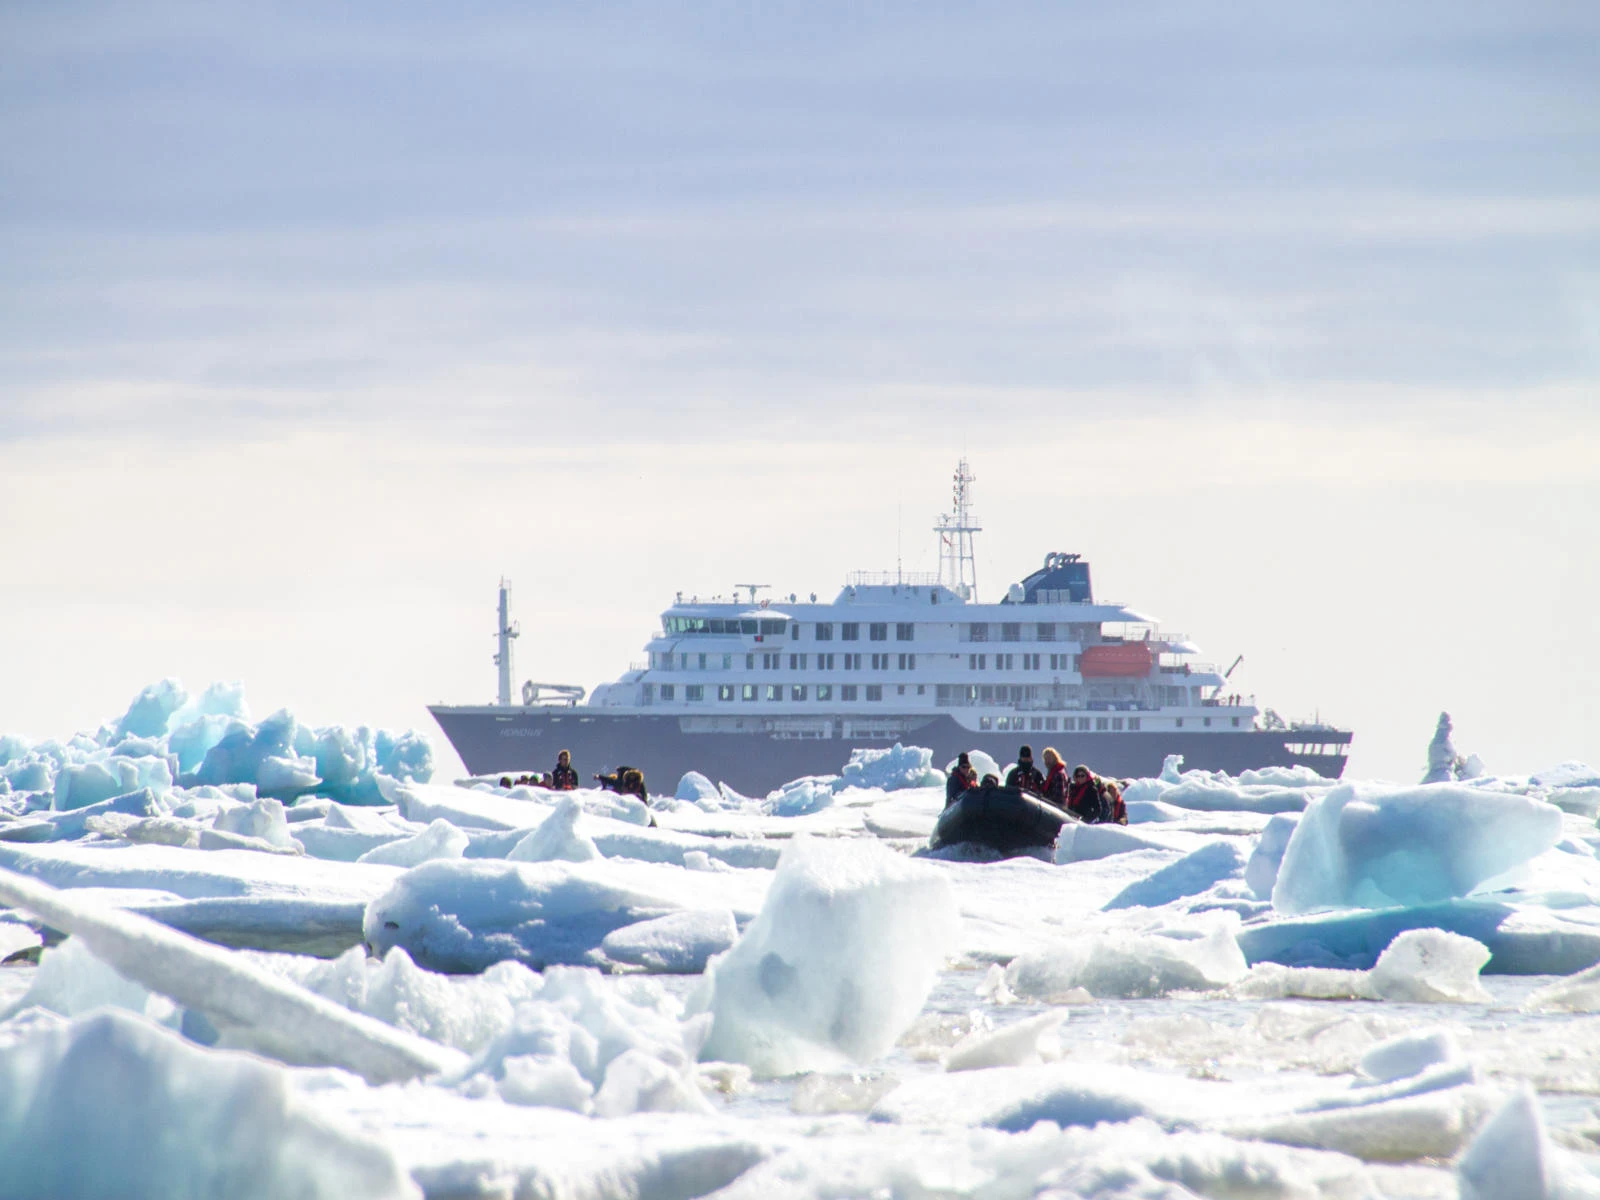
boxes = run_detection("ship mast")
[934,458,982,601]
[494,579,520,706]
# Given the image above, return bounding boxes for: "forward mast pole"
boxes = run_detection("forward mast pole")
[934,458,982,601]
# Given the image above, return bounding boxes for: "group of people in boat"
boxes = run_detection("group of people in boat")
[945,744,1128,825]
[498,750,650,806]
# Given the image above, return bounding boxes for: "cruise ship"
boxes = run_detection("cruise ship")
[429,462,1351,795]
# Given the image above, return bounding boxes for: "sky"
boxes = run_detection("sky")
[2,2,1597,782]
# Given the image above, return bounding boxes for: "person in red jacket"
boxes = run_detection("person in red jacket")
[944,752,979,808]
[1067,763,1106,822]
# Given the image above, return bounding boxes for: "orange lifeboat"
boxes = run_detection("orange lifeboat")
[1079,643,1154,678]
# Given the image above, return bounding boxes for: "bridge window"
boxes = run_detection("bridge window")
[685,685,702,701]
[719,685,734,702]
[760,619,785,636]
[968,623,989,642]
[896,623,914,641]
[740,620,757,634]
[816,623,833,641]
[841,623,859,641]
[898,654,915,670]
[1045,717,1058,731]
[865,685,883,701]
[1129,718,1141,731]
[1037,623,1056,641]
[970,654,986,670]
[817,684,833,701]
[659,684,674,701]
[1001,623,1021,642]
[766,684,782,701]
[791,684,807,701]
[841,685,858,701]
[1112,717,1124,731]
[869,623,888,641]
[742,684,757,701]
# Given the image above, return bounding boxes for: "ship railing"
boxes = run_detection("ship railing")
[845,570,942,587]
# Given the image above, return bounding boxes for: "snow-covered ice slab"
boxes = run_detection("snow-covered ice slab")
[0,839,397,904]
[0,1009,418,1200]
[0,841,400,954]
[711,1122,1377,1200]
[0,868,465,1084]
[364,857,771,973]
[870,1060,1293,1131]
[1272,781,1564,914]
[304,1084,773,1200]
[1237,897,1600,975]
[1004,920,1249,1000]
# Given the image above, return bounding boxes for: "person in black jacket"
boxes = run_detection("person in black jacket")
[548,750,579,791]
[945,752,979,808]
[1005,745,1045,796]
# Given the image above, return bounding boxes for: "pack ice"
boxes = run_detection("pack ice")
[8,691,1600,1199]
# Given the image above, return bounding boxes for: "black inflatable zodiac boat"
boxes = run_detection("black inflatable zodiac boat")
[929,784,1074,855]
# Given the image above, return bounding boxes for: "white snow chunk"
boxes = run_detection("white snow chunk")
[1054,821,1177,863]
[1005,920,1248,1000]
[675,771,719,803]
[1237,928,1493,1003]
[0,867,465,1084]
[213,796,295,848]
[1526,959,1600,1013]
[363,857,768,973]
[1223,1081,1501,1163]
[0,1009,417,1200]
[1459,1086,1600,1200]
[593,1047,715,1117]
[1246,812,1301,900]
[1271,780,1564,914]
[600,909,738,974]
[1104,840,1248,910]
[1359,1027,1464,1083]
[839,743,943,790]
[324,803,404,835]
[356,818,469,867]
[5,936,178,1026]
[506,796,601,863]
[943,1011,1065,1072]
[694,836,959,1076]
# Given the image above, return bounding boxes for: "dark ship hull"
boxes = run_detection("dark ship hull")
[429,705,1352,796]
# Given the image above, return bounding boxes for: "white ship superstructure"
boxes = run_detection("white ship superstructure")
[430,462,1350,792]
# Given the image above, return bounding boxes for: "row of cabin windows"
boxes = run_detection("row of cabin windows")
[653,683,892,703]
[968,653,1078,671]
[653,652,918,671]
[664,617,790,636]
[812,622,915,642]
[977,716,1144,732]
[966,623,1073,642]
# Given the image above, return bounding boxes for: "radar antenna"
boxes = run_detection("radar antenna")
[933,458,982,601]
[494,578,520,706]
[734,583,770,606]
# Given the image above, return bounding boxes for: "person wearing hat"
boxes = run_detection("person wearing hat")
[945,751,979,808]
[1066,763,1126,823]
[1006,745,1046,796]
